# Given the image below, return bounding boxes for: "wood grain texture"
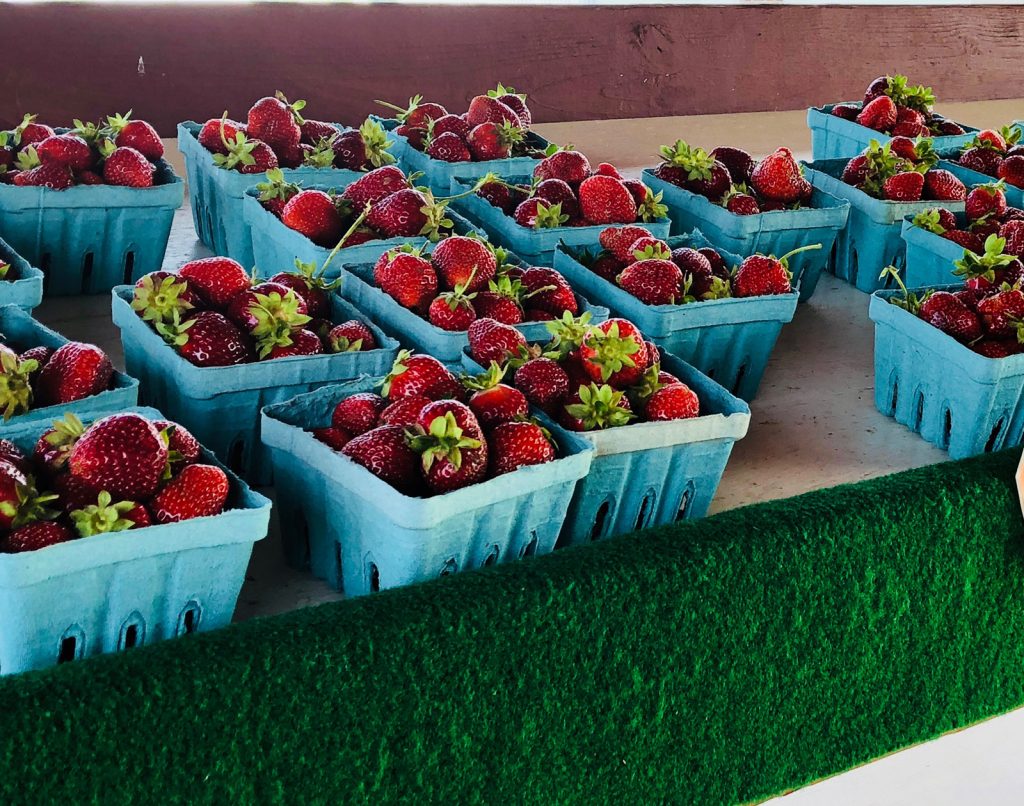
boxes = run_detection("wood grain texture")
[1,3,1022,134]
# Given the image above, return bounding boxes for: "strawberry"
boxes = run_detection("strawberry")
[595,163,623,179]
[247,92,304,151]
[977,288,1024,337]
[70,490,148,536]
[198,118,246,155]
[426,131,471,163]
[892,120,929,138]
[0,460,57,531]
[966,182,1008,222]
[520,267,578,316]
[411,401,487,493]
[726,192,760,215]
[156,310,255,367]
[882,171,924,201]
[255,168,301,218]
[12,158,73,190]
[14,115,55,147]
[430,236,496,292]
[841,155,870,186]
[711,147,755,184]
[561,383,634,431]
[268,261,339,319]
[616,259,682,305]
[378,252,438,312]
[474,280,524,325]
[151,464,229,524]
[281,190,344,247]
[132,271,200,324]
[106,112,164,161]
[227,282,308,336]
[976,129,1007,151]
[465,367,529,429]
[466,95,521,128]
[919,292,983,342]
[477,179,529,215]
[997,155,1024,188]
[342,163,409,206]
[655,140,731,201]
[534,179,580,218]
[428,285,477,331]
[178,257,251,309]
[733,244,817,297]
[943,230,984,252]
[367,188,450,239]
[0,346,39,419]
[671,248,721,298]
[0,439,28,474]
[644,383,700,421]
[467,319,527,367]
[923,169,967,201]
[514,198,569,229]
[625,237,671,261]
[488,84,531,128]
[100,145,154,188]
[589,252,626,283]
[960,147,1002,177]
[428,114,472,141]
[533,150,591,185]
[1000,220,1024,257]
[264,329,323,359]
[35,134,93,171]
[327,321,377,352]
[467,121,522,161]
[332,392,387,435]
[32,414,85,477]
[830,103,860,121]
[377,95,448,130]
[300,119,339,144]
[341,425,422,494]
[514,357,570,413]
[312,427,352,451]
[489,421,555,476]
[379,396,432,427]
[34,342,112,406]
[856,95,897,132]
[578,175,637,224]
[750,147,806,203]
[69,413,167,500]
[887,136,919,161]
[579,318,649,388]
[600,226,652,263]
[21,342,52,371]
[973,339,1022,358]
[381,351,463,400]
[153,419,201,472]
[331,119,396,170]
[4,521,74,553]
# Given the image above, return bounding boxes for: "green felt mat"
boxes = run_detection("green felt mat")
[0,450,1021,804]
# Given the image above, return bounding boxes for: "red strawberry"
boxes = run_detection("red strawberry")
[52,473,102,514]
[382,351,463,400]
[412,401,487,493]
[750,147,805,203]
[378,252,438,312]
[264,329,323,359]
[997,155,1024,188]
[13,161,74,190]
[312,427,352,451]
[466,121,521,161]
[977,289,1024,337]
[882,171,925,201]
[466,95,521,128]
[341,425,422,494]
[644,383,700,421]
[600,226,652,263]
[107,113,164,161]
[157,310,255,367]
[960,147,1002,177]
[534,179,580,218]
[247,93,303,151]
[428,287,477,332]
[101,145,154,188]
[367,188,447,239]
[4,521,74,553]
[477,180,529,215]
[429,114,471,141]
[580,318,649,389]
[300,119,339,144]
[520,267,578,316]
[132,271,201,324]
[467,380,528,430]
[671,248,719,298]
[430,236,496,292]
[15,116,55,147]
[1000,220,1024,257]
[514,357,570,413]
[698,248,728,277]
[33,414,85,477]
[69,413,168,500]
[489,85,531,128]
[178,257,251,309]
[726,193,760,215]
[513,198,569,229]
[34,342,113,406]
[942,230,984,252]
[268,262,338,319]
[489,421,555,476]
[976,129,1007,151]
[533,150,591,185]
[198,118,245,155]
[281,190,343,247]
[841,155,870,186]
[153,419,201,471]
[36,134,93,171]
[332,392,387,435]
[887,136,919,161]
[892,120,929,138]
[379,396,432,427]
[378,96,448,130]
[973,339,1022,358]
[426,131,471,163]
[0,439,28,474]
[616,259,682,305]
[920,292,983,342]
[0,460,55,531]
[966,183,1008,222]
[830,103,860,121]
[733,244,816,297]
[226,282,307,333]
[856,96,897,132]
[467,318,527,367]
[474,288,523,325]
[923,169,967,201]
[578,175,637,224]
[625,236,671,261]
[590,252,626,283]
[595,163,623,179]
[330,119,396,171]
[711,146,756,184]
[327,321,377,352]
[341,166,409,208]
[151,464,229,523]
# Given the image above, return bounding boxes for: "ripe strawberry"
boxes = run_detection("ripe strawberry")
[580,318,649,389]
[882,171,925,201]
[750,147,806,203]
[477,179,529,215]
[534,179,580,219]
[367,188,447,239]
[856,95,897,132]
[227,282,308,333]
[616,259,682,305]
[426,131,471,163]
[644,383,700,421]
[520,267,578,316]
[997,155,1024,188]
[379,396,432,427]
[533,150,591,185]
[466,121,522,161]
[0,439,28,474]
[489,421,555,476]
[841,154,870,187]
[430,236,496,292]
[106,112,164,161]
[600,226,652,263]
[966,182,1007,222]
[4,521,74,553]
[488,84,531,128]
[32,414,85,476]
[887,136,919,161]
[247,93,303,151]
[101,146,154,188]
[153,419,201,472]
[960,147,1002,177]
[151,464,229,524]
[655,140,732,200]
[892,120,929,138]
[466,377,528,430]
[466,95,521,128]
[973,339,1021,358]
[281,190,343,247]
[595,163,623,179]
[13,161,74,190]
[341,166,409,207]
[178,257,249,309]
[923,169,967,201]
[198,118,246,155]
[429,114,471,141]
[560,383,634,431]
[1000,220,1024,257]
[578,175,637,224]
[312,426,352,451]
[69,413,167,500]
[15,115,55,147]
[467,319,527,367]
[590,252,626,282]
[428,286,477,331]
[341,425,422,494]
[624,236,671,261]
[943,230,984,252]
[332,392,387,435]
[919,292,983,342]
[411,401,487,493]
[327,321,377,352]
[726,192,760,215]
[378,252,438,312]
[671,248,720,298]
[378,95,448,130]
[976,129,1007,151]
[514,357,570,413]
[156,310,255,367]
[977,289,1024,337]
[268,261,338,319]
[34,342,113,406]
[132,271,201,325]
[733,244,817,297]
[711,146,755,184]
[0,459,57,531]
[513,198,569,229]
[382,351,463,400]
[331,119,396,171]
[264,329,323,359]
[36,134,93,171]
[474,285,523,325]
[300,119,339,144]
[830,103,860,121]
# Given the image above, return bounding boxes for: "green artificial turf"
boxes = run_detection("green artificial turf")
[0,450,1022,804]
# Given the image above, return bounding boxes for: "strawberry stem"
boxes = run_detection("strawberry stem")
[319,203,372,274]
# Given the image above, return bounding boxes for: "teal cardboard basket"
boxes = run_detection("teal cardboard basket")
[177,121,362,268]
[111,287,399,485]
[0,155,183,296]
[807,104,977,160]
[377,115,551,196]
[0,238,44,311]
[464,348,750,545]
[641,168,850,301]
[243,186,482,281]
[900,213,977,288]
[261,379,594,595]
[0,405,270,675]
[337,260,608,365]
[870,287,1024,459]
[0,305,138,436]
[803,158,966,293]
[552,231,797,401]
[449,175,672,266]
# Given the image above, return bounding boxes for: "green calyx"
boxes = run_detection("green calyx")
[533,201,569,230]
[71,118,104,146]
[487,83,526,102]
[212,115,257,171]
[543,311,594,361]
[417,191,455,242]
[132,274,195,324]
[632,241,672,261]
[15,146,40,172]
[953,234,1016,282]
[104,110,133,135]
[565,383,634,430]
[637,188,667,222]
[0,349,37,420]
[274,90,307,125]
[10,114,37,147]
[879,265,923,313]
[1002,125,1022,148]
[328,332,363,353]
[912,137,939,170]
[912,209,947,235]
[583,321,641,381]
[293,258,342,293]
[461,361,506,393]
[256,168,301,204]
[657,140,714,181]
[1,480,59,530]
[861,140,912,196]
[42,413,86,471]
[379,349,413,397]
[250,290,312,359]
[487,273,524,303]
[495,121,525,148]
[885,75,935,113]
[71,491,139,537]
[628,360,668,408]
[154,309,195,349]
[408,412,481,472]
[437,268,478,313]
[303,138,337,169]
[359,118,397,168]
[0,260,9,281]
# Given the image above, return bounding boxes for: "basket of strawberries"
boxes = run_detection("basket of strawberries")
[641,141,849,301]
[0,407,270,674]
[0,238,44,312]
[374,85,553,195]
[242,165,482,279]
[338,233,608,364]
[802,136,967,292]
[111,256,399,485]
[0,305,137,432]
[449,150,671,265]
[0,112,183,295]
[178,91,396,266]
[461,314,750,545]
[260,356,594,594]
[870,261,1024,459]
[901,183,1024,287]
[939,125,1024,208]
[806,74,976,160]
[553,226,805,400]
